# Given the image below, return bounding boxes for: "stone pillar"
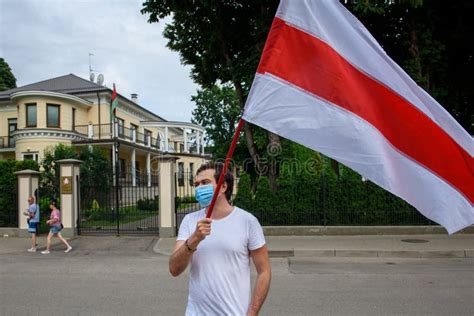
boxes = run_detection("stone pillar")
[131,148,136,187]
[57,159,83,237]
[183,129,188,153]
[196,131,201,154]
[158,154,179,237]
[164,126,169,152]
[14,169,41,237]
[87,122,94,139]
[147,152,151,187]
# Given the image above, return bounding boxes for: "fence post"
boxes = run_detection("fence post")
[57,159,83,237]
[14,169,41,237]
[157,154,179,237]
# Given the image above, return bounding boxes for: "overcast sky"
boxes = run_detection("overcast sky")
[0,0,199,122]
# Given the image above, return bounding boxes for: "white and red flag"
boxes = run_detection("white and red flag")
[242,0,473,233]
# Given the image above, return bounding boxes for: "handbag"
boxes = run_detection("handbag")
[60,223,64,230]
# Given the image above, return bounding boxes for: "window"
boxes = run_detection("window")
[8,118,17,147]
[26,103,37,127]
[22,152,39,162]
[189,163,194,186]
[117,118,125,137]
[72,108,76,130]
[178,162,184,187]
[47,104,60,127]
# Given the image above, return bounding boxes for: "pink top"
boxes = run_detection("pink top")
[50,209,61,227]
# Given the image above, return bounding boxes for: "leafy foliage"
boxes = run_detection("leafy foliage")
[40,144,77,199]
[235,159,432,226]
[191,84,243,159]
[40,144,112,208]
[0,58,17,91]
[0,160,39,227]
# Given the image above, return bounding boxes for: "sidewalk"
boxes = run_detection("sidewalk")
[154,234,474,258]
[0,236,71,254]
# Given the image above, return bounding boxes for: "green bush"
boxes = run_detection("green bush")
[0,160,38,227]
[234,159,427,226]
[137,196,159,211]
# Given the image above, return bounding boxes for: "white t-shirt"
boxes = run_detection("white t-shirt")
[177,207,266,316]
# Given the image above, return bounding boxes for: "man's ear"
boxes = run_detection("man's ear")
[220,182,228,195]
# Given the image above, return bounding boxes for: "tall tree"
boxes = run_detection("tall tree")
[191,84,242,159]
[0,58,17,91]
[141,0,283,190]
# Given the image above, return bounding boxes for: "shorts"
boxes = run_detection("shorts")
[28,221,39,234]
[50,225,62,234]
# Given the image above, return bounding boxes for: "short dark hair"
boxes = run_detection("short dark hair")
[196,161,234,202]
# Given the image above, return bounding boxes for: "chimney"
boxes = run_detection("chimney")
[131,93,138,103]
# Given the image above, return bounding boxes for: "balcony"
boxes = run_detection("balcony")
[0,136,15,150]
[74,123,161,150]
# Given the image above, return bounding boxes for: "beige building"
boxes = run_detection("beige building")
[0,74,209,189]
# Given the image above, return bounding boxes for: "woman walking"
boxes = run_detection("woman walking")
[41,199,72,254]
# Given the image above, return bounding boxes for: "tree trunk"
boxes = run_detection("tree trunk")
[267,131,281,192]
[407,14,428,90]
[215,6,260,171]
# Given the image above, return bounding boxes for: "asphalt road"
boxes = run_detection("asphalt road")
[0,237,473,316]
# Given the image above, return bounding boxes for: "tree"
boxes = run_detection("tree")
[191,84,243,159]
[0,58,17,91]
[40,144,78,199]
[142,0,283,190]
[40,144,113,208]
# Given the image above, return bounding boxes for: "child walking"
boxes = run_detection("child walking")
[41,199,72,254]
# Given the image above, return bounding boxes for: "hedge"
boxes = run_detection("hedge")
[0,160,39,227]
[234,166,432,226]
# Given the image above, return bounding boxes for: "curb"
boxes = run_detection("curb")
[269,249,474,258]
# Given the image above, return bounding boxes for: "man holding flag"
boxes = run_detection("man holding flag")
[170,0,472,313]
[170,162,271,316]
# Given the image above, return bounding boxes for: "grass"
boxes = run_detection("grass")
[79,207,157,228]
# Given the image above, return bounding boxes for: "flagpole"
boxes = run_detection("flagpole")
[206,118,245,218]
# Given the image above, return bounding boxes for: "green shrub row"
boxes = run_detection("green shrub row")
[234,166,432,226]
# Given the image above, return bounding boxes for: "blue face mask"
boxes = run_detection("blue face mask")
[195,184,215,207]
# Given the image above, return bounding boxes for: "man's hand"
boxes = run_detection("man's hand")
[169,218,212,277]
[193,217,212,241]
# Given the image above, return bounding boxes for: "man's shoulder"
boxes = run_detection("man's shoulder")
[233,207,260,223]
[182,209,206,222]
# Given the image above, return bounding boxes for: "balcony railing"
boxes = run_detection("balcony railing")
[74,123,161,150]
[73,123,206,155]
[0,136,15,149]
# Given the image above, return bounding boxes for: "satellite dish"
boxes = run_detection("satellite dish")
[89,72,95,82]
[97,74,104,86]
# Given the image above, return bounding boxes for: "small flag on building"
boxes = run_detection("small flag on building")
[111,83,118,121]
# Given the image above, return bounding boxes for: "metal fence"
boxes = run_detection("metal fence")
[175,170,434,231]
[78,170,160,235]
[243,173,434,226]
